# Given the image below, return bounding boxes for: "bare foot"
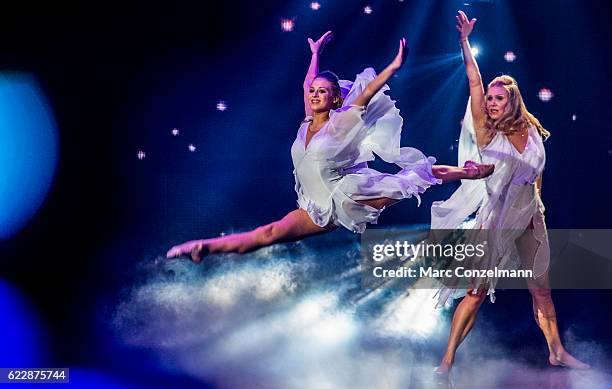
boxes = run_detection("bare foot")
[464,160,495,179]
[434,361,452,376]
[166,239,209,263]
[433,363,454,388]
[549,350,590,370]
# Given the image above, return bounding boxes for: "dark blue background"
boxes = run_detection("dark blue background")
[0,0,610,386]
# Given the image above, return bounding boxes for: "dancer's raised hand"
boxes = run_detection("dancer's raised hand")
[352,38,408,107]
[307,31,333,55]
[456,10,477,41]
[389,38,408,71]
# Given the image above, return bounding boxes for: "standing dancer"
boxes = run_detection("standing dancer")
[167,32,493,261]
[432,11,589,375]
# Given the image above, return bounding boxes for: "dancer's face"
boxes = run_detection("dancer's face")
[308,78,337,112]
[485,85,509,120]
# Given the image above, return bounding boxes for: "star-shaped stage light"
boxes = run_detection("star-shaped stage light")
[281,18,295,32]
[537,88,554,102]
[504,51,516,62]
[216,100,227,111]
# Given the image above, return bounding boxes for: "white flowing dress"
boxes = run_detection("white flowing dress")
[431,98,549,304]
[291,68,442,233]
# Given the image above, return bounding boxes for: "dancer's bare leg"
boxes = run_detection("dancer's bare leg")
[436,288,488,375]
[430,160,496,372]
[357,197,399,209]
[356,171,499,210]
[166,209,334,262]
[517,229,590,369]
[166,196,406,263]
[433,161,494,183]
[166,161,492,264]
[528,283,589,369]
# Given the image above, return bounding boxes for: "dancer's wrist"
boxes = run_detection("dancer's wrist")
[387,63,400,72]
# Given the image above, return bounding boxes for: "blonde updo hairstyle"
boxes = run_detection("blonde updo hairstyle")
[485,75,550,140]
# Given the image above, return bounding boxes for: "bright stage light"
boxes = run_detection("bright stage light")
[504,51,516,62]
[470,45,480,57]
[137,150,146,160]
[280,18,295,32]
[572,114,577,121]
[538,88,554,102]
[372,288,442,338]
[171,128,179,136]
[188,144,196,152]
[0,281,46,365]
[364,6,373,14]
[310,2,320,10]
[216,100,227,111]
[0,74,58,239]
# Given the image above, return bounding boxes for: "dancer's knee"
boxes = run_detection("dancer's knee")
[530,288,556,322]
[464,288,488,304]
[530,288,552,304]
[357,197,398,210]
[255,222,284,245]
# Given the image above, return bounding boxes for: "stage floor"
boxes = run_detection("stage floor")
[101,227,611,388]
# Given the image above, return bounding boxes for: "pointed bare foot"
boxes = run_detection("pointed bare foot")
[434,361,452,376]
[166,239,209,263]
[549,350,590,369]
[433,363,454,388]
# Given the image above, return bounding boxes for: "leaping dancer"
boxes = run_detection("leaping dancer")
[167,32,493,262]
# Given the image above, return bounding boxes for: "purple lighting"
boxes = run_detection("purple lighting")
[280,18,295,32]
[504,51,516,62]
[538,88,554,102]
[216,100,228,111]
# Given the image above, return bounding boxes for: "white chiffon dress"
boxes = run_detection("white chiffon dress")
[291,68,442,233]
[431,98,550,304]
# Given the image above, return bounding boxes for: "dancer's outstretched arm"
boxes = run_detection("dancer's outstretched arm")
[347,37,494,182]
[457,10,490,147]
[303,31,333,117]
[432,161,493,182]
[353,38,408,107]
[428,14,495,183]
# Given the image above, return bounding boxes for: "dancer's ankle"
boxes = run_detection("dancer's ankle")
[440,355,454,368]
[549,344,565,360]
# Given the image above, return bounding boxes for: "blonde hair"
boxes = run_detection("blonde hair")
[485,75,550,140]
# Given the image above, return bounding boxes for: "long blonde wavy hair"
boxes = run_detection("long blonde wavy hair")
[485,75,550,140]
